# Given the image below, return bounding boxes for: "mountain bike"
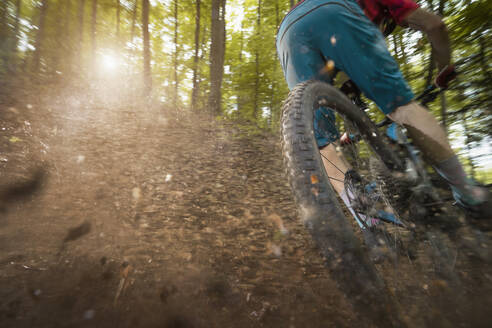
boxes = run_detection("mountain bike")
[280,69,489,325]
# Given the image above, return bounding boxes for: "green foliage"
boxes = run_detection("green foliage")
[0,0,490,180]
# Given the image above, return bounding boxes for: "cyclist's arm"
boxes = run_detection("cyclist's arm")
[401,8,451,70]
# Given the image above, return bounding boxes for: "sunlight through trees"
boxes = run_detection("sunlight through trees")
[0,0,490,179]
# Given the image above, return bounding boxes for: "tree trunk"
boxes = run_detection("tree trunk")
[425,52,435,88]
[77,0,86,68]
[191,0,201,110]
[173,0,179,108]
[8,0,22,73]
[478,36,492,86]
[0,0,9,67]
[52,0,66,75]
[142,0,152,97]
[424,0,435,88]
[440,92,447,134]
[269,0,280,127]
[399,32,408,77]
[437,0,447,134]
[196,25,208,108]
[253,0,261,120]
[237,21,244,114]
[462,113,476,179]
[32,0,49,75]
[0,0,9,78]
[208,0,226,114]
[91,0,97,74]
[63,0,72,71]
[116,0,120,41]
[392,34,399,60]
[131,0,138,43]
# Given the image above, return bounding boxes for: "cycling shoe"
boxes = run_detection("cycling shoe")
[452,184,492,223]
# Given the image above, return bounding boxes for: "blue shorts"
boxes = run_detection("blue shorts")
[276,0,414,147]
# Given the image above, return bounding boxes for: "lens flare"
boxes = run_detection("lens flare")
[98,52,121,72]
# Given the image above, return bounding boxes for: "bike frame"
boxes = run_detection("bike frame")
[341,84,445,225]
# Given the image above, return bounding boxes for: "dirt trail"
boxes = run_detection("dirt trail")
[0,97,354,327]
[1,94,491,327]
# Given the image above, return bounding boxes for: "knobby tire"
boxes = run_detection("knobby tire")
[280,80,406,326]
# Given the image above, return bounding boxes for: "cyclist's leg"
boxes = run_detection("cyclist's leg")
[311,0,489,211]
[276,4,359,217]
[320,143,350,195]
[389,102,490,208]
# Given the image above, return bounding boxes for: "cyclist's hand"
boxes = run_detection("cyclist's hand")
[435,65,457,89]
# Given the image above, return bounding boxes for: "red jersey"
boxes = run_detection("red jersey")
[291,0,419,25]
[356,0,419,25]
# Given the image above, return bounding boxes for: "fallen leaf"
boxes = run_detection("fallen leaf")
[9,136,22,143]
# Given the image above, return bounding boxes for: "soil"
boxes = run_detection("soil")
[0,89,491,328]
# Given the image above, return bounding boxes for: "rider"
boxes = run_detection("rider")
[276,0,490,221]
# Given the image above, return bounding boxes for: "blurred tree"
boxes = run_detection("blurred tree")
[77,0,86,70]
[32,0,49,75]
[0,0,489,180]
[8,0,22,73]
[0,1,9,72]
[91,0,97,74]
[191,0,201,110]
[116,0,121,42]
[173,0,179,107]
[142,0,151,96]
[208,0,226,114]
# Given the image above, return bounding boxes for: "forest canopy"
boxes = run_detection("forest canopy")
[0,0,491,181]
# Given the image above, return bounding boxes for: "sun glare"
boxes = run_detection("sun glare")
[98,52,122,73]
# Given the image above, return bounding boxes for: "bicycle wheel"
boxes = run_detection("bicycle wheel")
[280,80,406,326]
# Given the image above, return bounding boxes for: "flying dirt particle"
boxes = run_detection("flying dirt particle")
[267,213,289,235]
[132,187,141,200]
[160,284,178,303]
[270,244,282,257]
[331,35,337,45]
[8,107,20,114]
[165,174,173,182]
[29,288,42,300]
[26,104,33,109]
[76,155,85,164]
[83,309,95,320]
[205,277,229,299]
[326,60,335,72]
[158,115,168,126]
[63,221,91,243]
[114,263,132,305]
[0,167,45,203]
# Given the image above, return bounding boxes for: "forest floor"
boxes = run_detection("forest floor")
[0,88,491,328]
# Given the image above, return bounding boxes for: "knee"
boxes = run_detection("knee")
[387,101,423,126]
